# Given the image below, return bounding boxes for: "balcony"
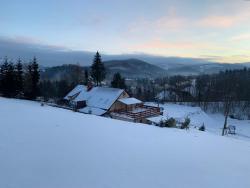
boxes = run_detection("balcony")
[113,105,163,121]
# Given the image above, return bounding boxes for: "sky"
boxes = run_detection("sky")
[1,0,250,63]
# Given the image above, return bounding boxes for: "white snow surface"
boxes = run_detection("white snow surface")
[146,115,168,124]
[1,97,250,188]
[118,97,142,105]
[146,102,250,141]
[78,106,107,116]
[74,86,124,110]
[64,85,87,100]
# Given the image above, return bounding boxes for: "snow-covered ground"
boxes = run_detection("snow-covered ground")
[1,97,250,188]
[147,102,250,142]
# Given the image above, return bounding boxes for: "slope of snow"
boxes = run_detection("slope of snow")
[1,97,250,188]
[146,102,250,141]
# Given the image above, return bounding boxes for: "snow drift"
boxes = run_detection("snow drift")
[0,97,250,188]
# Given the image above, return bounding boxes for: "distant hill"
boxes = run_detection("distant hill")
[166,63,249,76]
[2,38,250,77]
[1,38,250,76]
[40,64,87,81]
[41,59,167,81]
[104,59,167,79]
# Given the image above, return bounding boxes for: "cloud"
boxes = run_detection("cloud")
[126,4,250,39]
[0,36,69,51]
[129,39,226,52]
[210,55,250,63]
[197,9,250,28]
[198,16,237,28]
[132,40,208,50]
[231,33,250,41]
[126,7,187,37]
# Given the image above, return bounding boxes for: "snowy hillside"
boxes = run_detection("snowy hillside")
[1,97,250,188]
[147,102,250,142]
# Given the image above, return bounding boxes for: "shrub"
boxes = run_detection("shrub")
[199,124,206,131]
[180,117,190,130]
[159,119,165,127]
[164,118,176,128]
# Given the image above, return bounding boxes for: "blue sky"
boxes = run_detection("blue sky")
[1,0,250,63]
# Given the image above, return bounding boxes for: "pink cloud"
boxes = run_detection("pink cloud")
[198,16,236,28]
[131,40,214,50]
[126,7,187,36]
[198,10,250,28]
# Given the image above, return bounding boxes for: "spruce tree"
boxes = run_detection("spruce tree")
[0,57,16,97]
[24,63,33,99]
[6,62,15,97]
[0,57,9,96]
[84,69,89,85]
[31,57,40,99]
[91,51,105,86]
[111,72,126,89]
[15,58,23,96]
[24,57,40,100]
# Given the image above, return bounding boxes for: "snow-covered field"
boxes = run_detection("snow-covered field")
[147,102,250,142]
[1,97,250,188]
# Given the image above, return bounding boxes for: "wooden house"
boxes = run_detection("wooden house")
[64,85,163,124]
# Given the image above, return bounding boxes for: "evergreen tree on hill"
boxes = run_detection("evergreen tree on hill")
[24,57,40,100]
[15,58,23,96]
[31,57,40,98]
[0,57,9,96]
[111,72,126,89]
[6,62,15,97]
[84,69,89,85]
[0,58,16,97]
[91,51,106,86]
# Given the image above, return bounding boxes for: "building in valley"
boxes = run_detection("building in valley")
[64,85,163,123]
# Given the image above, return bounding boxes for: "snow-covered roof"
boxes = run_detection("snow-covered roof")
[73,86,125,110]
[64,85,87,100]
[118,97,142,105]
[79,106,107,116]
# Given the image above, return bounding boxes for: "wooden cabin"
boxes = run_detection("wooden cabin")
[64,85,163,124]
[110,98,163,123]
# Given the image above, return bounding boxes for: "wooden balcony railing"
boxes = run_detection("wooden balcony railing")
[115,105,163,120]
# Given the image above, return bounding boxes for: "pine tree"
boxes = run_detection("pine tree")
[111,72,126,89]
[24,63,33,99]
[91,51,105,86]
[0,57,16,97]
[6,62,15,97]
[24,57,40,100]
[15,58,23,96]
[84,69,89,85]
[0,57,9,96]
[31,57,40,99]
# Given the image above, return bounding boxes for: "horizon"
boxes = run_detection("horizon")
[1,0,250,64]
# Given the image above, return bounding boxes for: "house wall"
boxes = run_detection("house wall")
[109,91,129,112]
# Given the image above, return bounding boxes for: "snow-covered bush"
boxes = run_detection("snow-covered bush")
[180,117,190,129]
[164,118,177,128]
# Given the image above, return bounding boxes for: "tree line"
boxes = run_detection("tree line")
[0,57,40,99]
[195,68,250,103]
[0,51,127,101]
